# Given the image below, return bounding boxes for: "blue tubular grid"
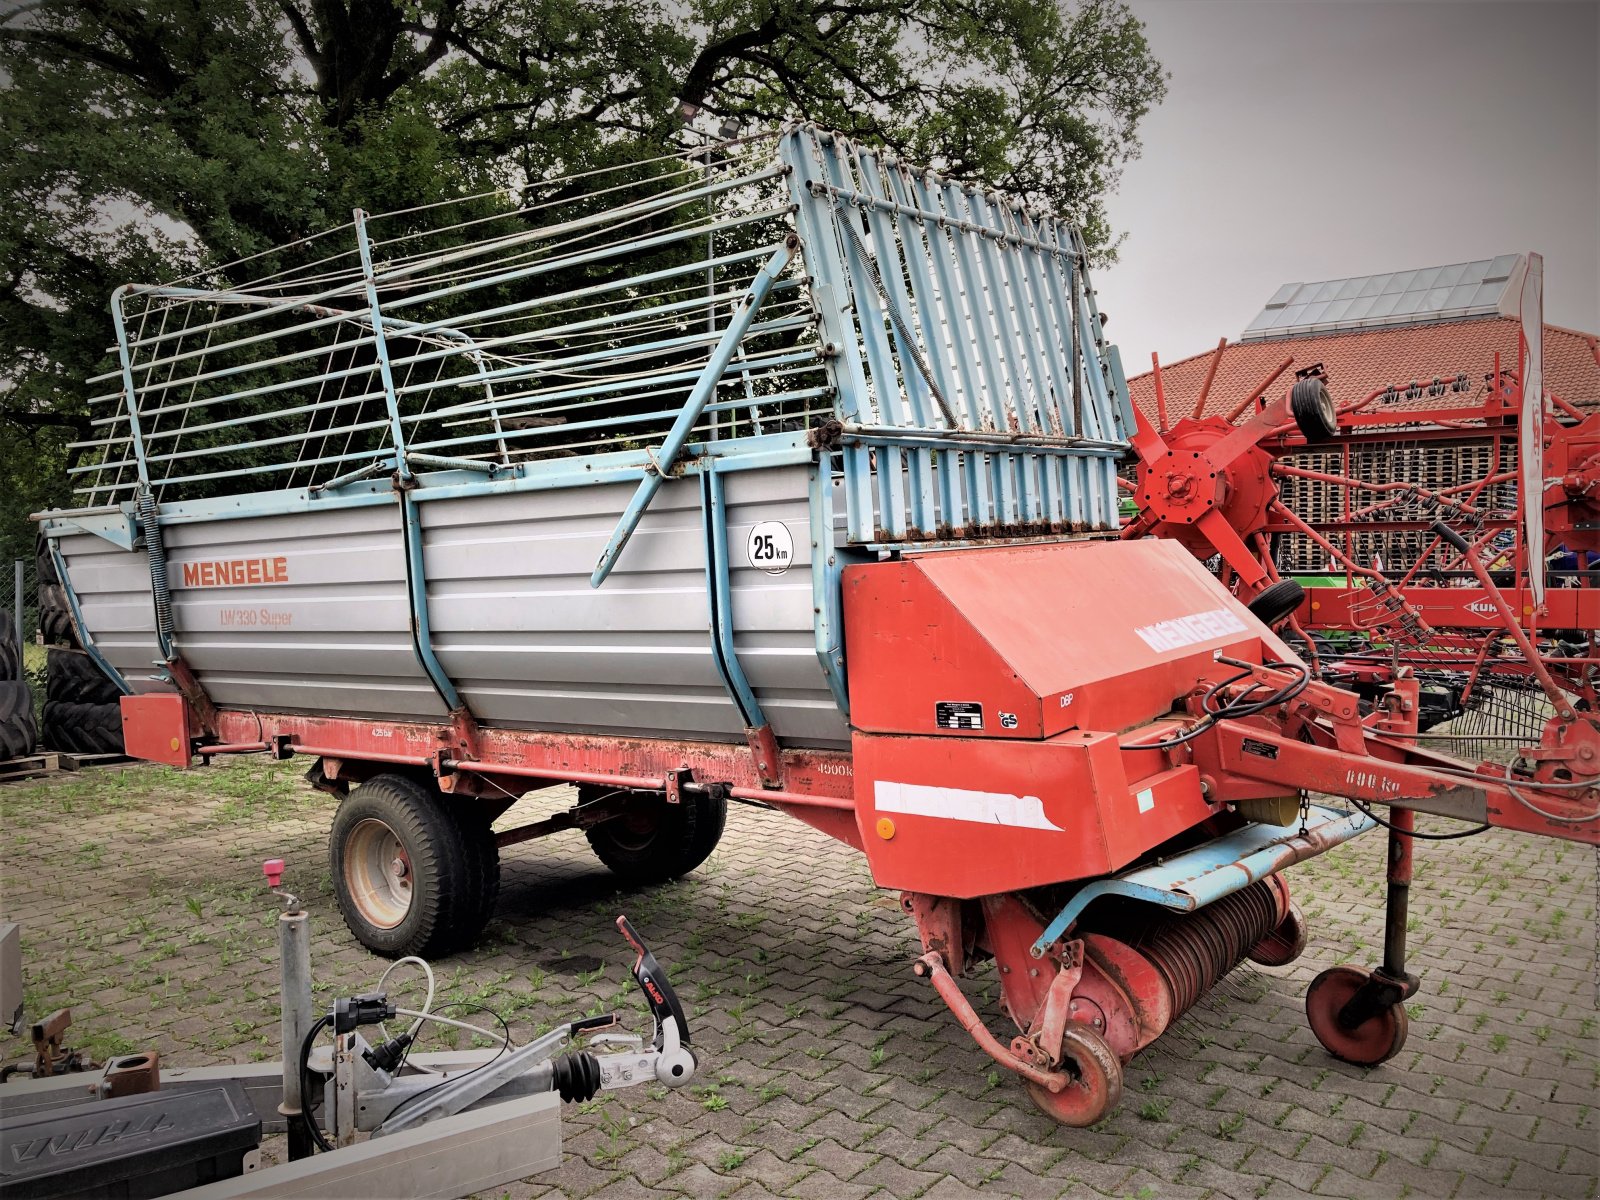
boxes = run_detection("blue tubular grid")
[782,128,1129,543]
[52,125,1132,728]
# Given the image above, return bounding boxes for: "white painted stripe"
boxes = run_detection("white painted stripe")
[874,781,1064,831]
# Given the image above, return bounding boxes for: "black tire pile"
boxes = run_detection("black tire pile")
[35,533,125,756]
[0,608,38,761]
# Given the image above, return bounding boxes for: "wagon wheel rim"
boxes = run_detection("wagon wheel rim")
[1305,965,1409,1065]
[603,805,661,853]
[344,817,414,930]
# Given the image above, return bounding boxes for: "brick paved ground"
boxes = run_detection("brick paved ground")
[1,760,1596,1199]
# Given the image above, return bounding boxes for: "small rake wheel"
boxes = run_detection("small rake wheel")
[1306,965,1409,1065]
[1024,1023,1124,1127]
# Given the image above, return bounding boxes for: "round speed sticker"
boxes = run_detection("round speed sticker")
[746,521,795,575]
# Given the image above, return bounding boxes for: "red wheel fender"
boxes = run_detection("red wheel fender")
[1262,873,1292,925]
[1078,933,1173,1062]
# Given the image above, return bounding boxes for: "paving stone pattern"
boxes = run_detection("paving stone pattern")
[1,760,1596,1199]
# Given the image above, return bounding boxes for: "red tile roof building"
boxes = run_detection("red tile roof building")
[1127,253,1599,423]
[1122,257,1600,577]
[1128,316,1600,424]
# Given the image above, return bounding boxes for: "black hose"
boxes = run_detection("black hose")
[298,1014,334,1153]
[1344,794,1489,841]
[1120,661,1310,752]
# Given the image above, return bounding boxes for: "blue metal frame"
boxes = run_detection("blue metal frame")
[808,457,850,714]
[784,128,1128,542]
[353,209,414,482]
[699,466,768,729]
[1028,804,1376,958]
[107,286,153,489]
[592,239,800,587]
[399,489,465,714]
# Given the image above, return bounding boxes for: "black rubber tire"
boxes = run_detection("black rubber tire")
[0,680,38,761]
[46,647,121,705]
[685,791,729,868]
[583,790,728,886]
[1247,579,1307,628]
[1290,376,1337,443]
[41,700,125,755]
[36,584,80,649]
[451,806,502,941]
[329,774,477,958]
[36,530,59,587]
[0,610,17,683]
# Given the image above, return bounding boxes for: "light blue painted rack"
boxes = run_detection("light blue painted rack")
[50,125,1135,738]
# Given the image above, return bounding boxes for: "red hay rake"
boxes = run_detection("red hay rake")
[1126,335,1600,828]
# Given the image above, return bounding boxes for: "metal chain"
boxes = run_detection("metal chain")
[830,195,959,427]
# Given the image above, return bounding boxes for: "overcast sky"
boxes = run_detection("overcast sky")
[1095,0,1600,374]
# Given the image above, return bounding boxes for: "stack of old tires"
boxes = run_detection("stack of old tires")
[0,608,38,761]
[36,535,124,756]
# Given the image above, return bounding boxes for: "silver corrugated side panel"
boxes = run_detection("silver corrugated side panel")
[163,503,447,721]
[422,466,847,747]
[721,468,849,746]
[56,465,848,746]
[56,531,169,694]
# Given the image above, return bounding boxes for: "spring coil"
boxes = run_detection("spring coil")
[138,488,175,654]
[1125,880,1281,1018]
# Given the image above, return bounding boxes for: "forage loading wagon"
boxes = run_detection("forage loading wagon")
[39,127,1600,1125]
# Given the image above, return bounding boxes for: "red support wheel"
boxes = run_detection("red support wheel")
[1024,1023,1124,1128]
[1305,965,1409,1065]
[1248,900,1308,967]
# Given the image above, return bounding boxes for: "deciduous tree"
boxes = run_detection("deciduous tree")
[0,0,1165,556]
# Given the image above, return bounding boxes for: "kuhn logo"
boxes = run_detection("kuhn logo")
[1134,607,1247,653]
[1465,601,1497,616]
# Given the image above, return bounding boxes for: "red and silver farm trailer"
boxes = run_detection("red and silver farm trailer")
[39,128,1600,1125]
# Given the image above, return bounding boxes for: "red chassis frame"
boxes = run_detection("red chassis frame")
[120,533,1600,877]
[119,644,1600,852]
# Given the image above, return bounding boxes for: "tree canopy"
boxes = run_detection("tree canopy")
[0,0,1165,559]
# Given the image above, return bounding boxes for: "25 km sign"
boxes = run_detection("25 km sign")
[747,521,795,575]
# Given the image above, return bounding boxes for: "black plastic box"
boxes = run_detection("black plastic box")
[0,1080,261,1199]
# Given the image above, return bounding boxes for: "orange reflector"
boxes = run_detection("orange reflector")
[876,817,896,840]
